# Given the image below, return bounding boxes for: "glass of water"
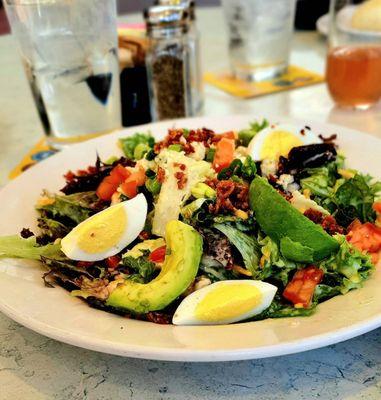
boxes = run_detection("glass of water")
[5,0,121,148]
[221,0,296,82]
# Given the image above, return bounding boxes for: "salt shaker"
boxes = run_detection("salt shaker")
[144,5,200,121]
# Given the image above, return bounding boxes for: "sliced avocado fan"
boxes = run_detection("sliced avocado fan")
[249,176,339,262]
[106,220,203,313]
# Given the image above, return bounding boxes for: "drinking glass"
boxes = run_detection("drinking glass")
[326,0,381,109]
[5,0,121,148]
[221,0,296,82]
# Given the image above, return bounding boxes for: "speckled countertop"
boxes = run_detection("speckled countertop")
[2,312,381,399]
[2,7,381,400]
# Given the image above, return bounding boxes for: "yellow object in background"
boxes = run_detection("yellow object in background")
[9,139,55,180]
[204,65,324,99]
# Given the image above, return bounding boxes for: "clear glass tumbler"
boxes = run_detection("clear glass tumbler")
[326,0,381,110]
[221,0,296,82]
[5,0,121,148]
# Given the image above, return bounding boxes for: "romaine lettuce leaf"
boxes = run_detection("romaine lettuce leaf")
[0,235,63,260]
[119,132,154,160]
[214,223,260,275]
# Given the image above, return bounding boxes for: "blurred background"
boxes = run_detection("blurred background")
[0,0,331,35]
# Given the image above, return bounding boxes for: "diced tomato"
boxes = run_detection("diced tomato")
[110,164,130,182]
[105,255,121,269]
[283,266,324,308]
[96,176,119,201]
[120,167,146,199]
[129,166,146,186]
[77,261,94,268]
[96,164,131,201]
[213,131,236,142]
[347,222,381,254]
[373,202,381,214]
[149,246,167,263]
[120,179,138,198]
[213,137,235,172]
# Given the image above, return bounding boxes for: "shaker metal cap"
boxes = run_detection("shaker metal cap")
[144,5,189,29]
[153,0,195,20]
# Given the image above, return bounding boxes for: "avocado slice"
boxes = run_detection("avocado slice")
[106,220,203,313]
[249,176,339,262]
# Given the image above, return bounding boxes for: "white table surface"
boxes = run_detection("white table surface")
[1,6,381,400]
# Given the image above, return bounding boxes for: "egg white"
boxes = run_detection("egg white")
[248,123,321,161]
[61,193,147,261]
[173,280,277,326]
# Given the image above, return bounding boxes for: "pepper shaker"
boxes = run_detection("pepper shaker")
[154,0,204,115]
[144,5,200,121]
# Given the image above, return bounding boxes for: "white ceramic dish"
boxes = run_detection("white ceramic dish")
[0,115,381,362]
[316,6,381,37]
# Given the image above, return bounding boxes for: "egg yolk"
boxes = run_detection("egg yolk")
[260,130,303,160]
[76,204,127,254]
[195,283,262,322]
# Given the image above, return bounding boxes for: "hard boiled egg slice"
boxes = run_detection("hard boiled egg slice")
[173,280,277,326]
[248,124,321,161]
[61,194,147,261]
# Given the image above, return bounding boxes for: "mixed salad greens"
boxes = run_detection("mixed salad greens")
[1,120,381,325]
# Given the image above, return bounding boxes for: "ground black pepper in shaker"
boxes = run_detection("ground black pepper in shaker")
[145,5,198,121]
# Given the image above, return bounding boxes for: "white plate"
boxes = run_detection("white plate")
[0,115,381,362]
[317,6,381,37]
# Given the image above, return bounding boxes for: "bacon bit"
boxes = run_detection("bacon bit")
[300,129,305,136]
[155,127,218,154]
[77,261,95,268]
[304,209,344,235]
[157,167,166,183]
[139,231,150,240]
[175,171,187,189]
[208,179,249,214]
[321,215,344,235]
[187,127,216,145]
[174,162,186,171]
[146,311,172,325]
[106,255,121,270]
[304,208,324,224]
[182,142,195,154]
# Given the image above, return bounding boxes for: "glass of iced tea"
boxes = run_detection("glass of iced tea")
[326,0,381,109]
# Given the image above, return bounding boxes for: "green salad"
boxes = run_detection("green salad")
[1,120,381,325]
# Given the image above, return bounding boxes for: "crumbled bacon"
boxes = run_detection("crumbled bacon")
[187,128,215,145]
[146,311,172,325]
[174,162,186,171]
[139,231,150,240]
[207,179,249,214]
[304,208,344,235]
[175,171,187,189]
[321,215,344,235]
[157,167,166,183]
[154,127,217,154]
[304,208,323,224]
